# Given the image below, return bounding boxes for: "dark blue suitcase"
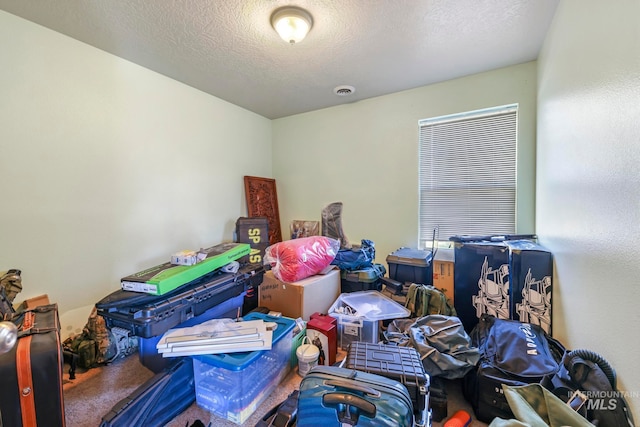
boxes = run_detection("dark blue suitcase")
[100,358,194,427]
[297,365,414,427]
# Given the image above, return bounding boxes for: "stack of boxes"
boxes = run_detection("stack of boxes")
[452,238,553,333]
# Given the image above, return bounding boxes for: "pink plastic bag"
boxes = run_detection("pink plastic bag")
[264,236,340,282]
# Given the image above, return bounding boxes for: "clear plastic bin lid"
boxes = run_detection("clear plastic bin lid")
[333,291,410,320]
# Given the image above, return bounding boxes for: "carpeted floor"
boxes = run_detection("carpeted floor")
[63,354,302,427]
[63,353,488,427]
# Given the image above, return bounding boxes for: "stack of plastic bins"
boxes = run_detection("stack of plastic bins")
[192,313,295,425]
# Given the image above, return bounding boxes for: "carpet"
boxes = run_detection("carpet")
[63,354,488,427]
[63,354,301,427]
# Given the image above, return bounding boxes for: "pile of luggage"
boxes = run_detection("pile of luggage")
[255,232,636,427]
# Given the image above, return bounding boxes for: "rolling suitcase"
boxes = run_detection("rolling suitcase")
[0,304,66,427]
[297,365,414,427]
[344,341,430,426]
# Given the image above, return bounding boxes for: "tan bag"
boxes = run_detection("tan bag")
[488,384,594,427]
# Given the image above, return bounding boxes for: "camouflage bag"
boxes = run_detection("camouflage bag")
[405,283,456,318]
[63,307,119,369]
[0,269,22,320]
[0,269,22,302]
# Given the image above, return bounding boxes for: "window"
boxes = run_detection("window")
[418,104,518,247]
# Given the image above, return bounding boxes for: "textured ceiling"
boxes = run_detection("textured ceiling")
[0,0,559,119]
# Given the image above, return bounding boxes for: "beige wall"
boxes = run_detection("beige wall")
[0,12,272,335]
[537,0,640,419]
[273,62,538,266]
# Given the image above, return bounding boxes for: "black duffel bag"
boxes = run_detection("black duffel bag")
[463,314,565,423]
[551,348,636,426]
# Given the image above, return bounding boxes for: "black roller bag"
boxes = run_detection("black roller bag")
[0,304,66,427]
[100,357,195,427]
[297,365,414,427]
[463,313,565,423]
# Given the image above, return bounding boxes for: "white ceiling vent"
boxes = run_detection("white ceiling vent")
[333,85,356,96]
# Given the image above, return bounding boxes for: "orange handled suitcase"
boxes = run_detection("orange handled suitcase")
[0,304,66,427]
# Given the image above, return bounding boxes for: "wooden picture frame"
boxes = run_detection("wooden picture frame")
[244,176,283,246]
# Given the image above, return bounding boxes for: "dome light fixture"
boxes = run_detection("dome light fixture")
[271,6,313,44]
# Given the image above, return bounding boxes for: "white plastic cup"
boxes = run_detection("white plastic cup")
[296,336,319,377]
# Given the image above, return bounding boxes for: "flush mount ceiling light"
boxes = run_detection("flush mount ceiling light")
[271,6,313,44]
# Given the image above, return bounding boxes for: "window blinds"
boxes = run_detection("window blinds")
[418,104,517,246]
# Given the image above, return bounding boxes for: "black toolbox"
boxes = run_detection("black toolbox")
[340,263,386,293]
[386,247,433,285]
[344,341,430,426]
[96,263,264,338]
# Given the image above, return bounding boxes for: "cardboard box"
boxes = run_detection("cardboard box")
[121,242,250,296]
[18,294,50,311]
[453,241,510,332]
[170,250,200,266]
[505,240,553,334]
[433,249,454,304]
[258,268,340,320]
[453,239,553,334]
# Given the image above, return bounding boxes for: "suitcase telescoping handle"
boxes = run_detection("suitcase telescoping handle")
[323,392,376,425]
[323,379,381,397]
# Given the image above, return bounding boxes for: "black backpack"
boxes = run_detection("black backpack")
[463,314,565,423]
[551,349,635,426]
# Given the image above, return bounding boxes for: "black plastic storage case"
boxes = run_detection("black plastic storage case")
[96,263,264,338]
[386,248,433,285]
[340,263,386,293]
[344,341,430,427]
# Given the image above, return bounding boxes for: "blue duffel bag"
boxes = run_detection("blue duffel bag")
[331,239,375,271]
